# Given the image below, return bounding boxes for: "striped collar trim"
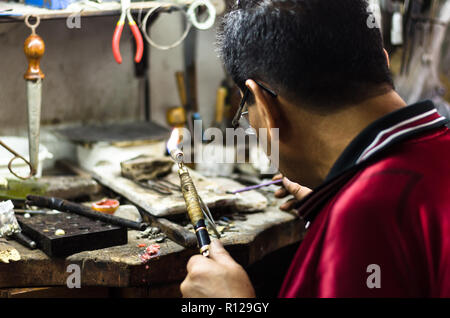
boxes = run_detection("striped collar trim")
[325,100,448,182]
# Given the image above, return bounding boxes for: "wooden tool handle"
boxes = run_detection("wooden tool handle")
[186,64,198,112]
[139,210,197,248]
[24,34,45,81]
[215,87,227,124]
[152,217,197,248]
[166,106,187,127]
[175,71,187,107]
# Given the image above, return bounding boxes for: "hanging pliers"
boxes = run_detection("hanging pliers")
[112,0,144,64]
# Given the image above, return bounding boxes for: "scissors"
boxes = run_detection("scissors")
[0,140,34,180]
[112,0,144,64]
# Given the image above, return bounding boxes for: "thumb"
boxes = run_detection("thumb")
[208,239,233,264]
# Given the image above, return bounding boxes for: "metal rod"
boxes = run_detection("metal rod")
[226,179,283,194]
[14,209,58,215]
[11,232,36,249]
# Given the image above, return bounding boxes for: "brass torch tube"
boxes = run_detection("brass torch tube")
[178,165,211,257]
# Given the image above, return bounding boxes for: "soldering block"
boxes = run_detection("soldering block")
[16,213,127,257]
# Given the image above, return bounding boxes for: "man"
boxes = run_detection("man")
[181,0,450,297]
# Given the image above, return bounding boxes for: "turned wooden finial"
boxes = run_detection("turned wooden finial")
[24,15,45,81]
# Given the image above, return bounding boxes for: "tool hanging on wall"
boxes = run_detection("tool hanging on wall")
[141,5,192,50]
[113,0,144,64]
[183,24,199,137]
[166,71,188,128]
[211,86,227,132]
[176,71,188,111]
[187,0,217,30]
[133,25,150,121]
[23,15,44,178]
[140,0,217,51]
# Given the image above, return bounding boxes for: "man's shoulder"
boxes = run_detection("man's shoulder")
[329,127,450,220]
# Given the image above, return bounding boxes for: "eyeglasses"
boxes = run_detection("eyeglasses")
[231,80,278,131]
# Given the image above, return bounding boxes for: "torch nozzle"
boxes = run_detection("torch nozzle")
[169,148,184,164]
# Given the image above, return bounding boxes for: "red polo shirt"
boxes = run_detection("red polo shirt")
[279,100,450,297]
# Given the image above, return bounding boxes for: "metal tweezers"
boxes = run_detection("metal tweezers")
[136,178,181,195]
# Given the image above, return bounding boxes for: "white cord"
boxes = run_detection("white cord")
[140,5,192,50]
[187,0,216,30]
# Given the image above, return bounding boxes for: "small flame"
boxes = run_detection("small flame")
[167,127,181,153]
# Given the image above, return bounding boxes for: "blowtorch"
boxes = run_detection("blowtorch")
[167,129,220,257]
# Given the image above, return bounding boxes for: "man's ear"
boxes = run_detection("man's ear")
[245,80,280,133]
[383,48,390,68]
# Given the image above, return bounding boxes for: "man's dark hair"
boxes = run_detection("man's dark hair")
[217,0,394,108]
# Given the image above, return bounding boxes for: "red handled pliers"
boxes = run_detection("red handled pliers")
[112,0,144,64]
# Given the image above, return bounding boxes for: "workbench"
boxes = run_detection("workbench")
[0,195,305,297]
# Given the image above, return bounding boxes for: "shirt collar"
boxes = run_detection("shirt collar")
[297,100,448,226]
[325,99,448,182]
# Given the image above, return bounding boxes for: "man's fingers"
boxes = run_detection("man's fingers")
[274,187,289,198]
[180,278,189,297]
[282,177,312,201]
[180,277,203,298]
[208,239,233,264]
[274,176,312,211]
[272,173,283,181]
[282,177,302,197]
[280,198,299,211]
[274,174,288,198]
[186,254,210,274]
[186,240,233,274]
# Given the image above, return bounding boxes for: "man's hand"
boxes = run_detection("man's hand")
[273,174,312,211]
[180,239,255,298]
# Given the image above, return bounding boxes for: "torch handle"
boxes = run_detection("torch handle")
[179,167,203,224]
[179,166,211,256]
[194,219,211,256]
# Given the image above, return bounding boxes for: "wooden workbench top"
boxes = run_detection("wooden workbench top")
[0,200,305,289]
